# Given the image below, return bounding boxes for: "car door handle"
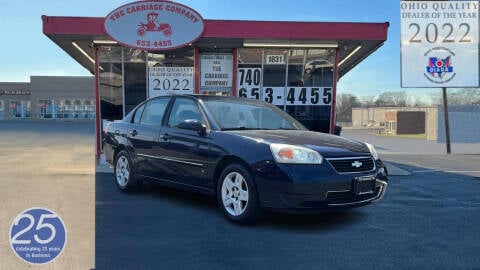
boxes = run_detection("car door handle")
[129,130,138,136]
[161,134,171,141]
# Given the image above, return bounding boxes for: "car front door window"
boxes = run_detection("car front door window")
[168,99,204,127]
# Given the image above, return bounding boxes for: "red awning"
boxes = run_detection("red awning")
[42,15,388,77]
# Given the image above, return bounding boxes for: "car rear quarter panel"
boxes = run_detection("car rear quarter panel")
[103,122,134,165]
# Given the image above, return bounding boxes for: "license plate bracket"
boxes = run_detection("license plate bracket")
[354,176,376,195]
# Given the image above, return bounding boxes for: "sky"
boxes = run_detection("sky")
[0,0,437,102]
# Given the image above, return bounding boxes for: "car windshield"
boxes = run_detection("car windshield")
[203,99,306,130]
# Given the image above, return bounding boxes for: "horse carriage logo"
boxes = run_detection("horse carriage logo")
[137,12,172,37]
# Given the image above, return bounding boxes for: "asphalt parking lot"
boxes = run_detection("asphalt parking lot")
[0,120,95,270]
[1,120,478,270]
[96,131,480,270]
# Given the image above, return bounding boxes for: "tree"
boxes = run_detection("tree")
[336,93,360,122]
[374,91,407,107]
[429,88,480,105]
[359,95,376,107]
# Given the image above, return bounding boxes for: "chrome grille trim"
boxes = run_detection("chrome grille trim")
[326,156,376,174]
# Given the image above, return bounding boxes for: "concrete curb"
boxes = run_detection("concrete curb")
[96,164,113,174]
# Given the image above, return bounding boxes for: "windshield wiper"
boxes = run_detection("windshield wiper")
[221,127,298,131]
[259,127,297,130]
[275,127,297,130]
[222,126,298,130]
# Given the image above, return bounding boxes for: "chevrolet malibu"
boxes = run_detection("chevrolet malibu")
[103,95,388,224]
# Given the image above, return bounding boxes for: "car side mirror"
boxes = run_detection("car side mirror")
[178,120,207,134]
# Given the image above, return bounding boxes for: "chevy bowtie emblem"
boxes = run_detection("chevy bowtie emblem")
[351,161,362,168]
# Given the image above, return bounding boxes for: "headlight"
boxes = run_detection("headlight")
[365,142,379,160]
[270,144,323,164]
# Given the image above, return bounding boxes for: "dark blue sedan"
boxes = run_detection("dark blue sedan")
[103,95,388,224]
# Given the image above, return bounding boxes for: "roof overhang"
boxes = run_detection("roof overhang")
[42,16,388,78]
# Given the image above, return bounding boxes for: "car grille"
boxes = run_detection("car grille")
[327,157,375,174]
[326,186,381,205]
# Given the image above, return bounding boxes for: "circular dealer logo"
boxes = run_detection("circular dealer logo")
[423,47,456,84]
[9,207,67,265]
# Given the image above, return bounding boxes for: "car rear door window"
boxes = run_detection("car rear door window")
[133,103,145,124]
[140,98,170,126]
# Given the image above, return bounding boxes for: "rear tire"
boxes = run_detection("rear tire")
[114,150,141,191]
[217,163,263,224]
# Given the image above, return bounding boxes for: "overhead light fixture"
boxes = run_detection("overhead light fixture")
[93,40,117,45]
[338,45,362,67]
[72,42,95,64]
[243,42,338,48]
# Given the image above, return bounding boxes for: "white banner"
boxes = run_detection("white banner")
[400,1,479,87]
[200,54,233,90]
[148,66,194,98]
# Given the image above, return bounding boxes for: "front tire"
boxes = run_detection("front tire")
[217,164,262,224]
[114,150,141,191]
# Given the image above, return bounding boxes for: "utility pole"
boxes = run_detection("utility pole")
[442,87,451,154]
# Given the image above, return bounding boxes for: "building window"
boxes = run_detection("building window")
[99,46,123,121]
[286,49,335,132]
[65,100,75,118]
[38,99,54,119]
[237,48,264,103]
[199,53,233,96]
[73,99,83,118]
[0,100,4,119]
[237,48,336,133]
[263,49,288,88]
[10,100,31,118]
[124,49,147,115]
[386,121,397,134]
[84,100,95,119]
[148,47,195,98]
[55,100,66,118]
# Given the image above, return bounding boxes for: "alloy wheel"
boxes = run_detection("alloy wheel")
[115,155,130,187]
[221,172,249,216]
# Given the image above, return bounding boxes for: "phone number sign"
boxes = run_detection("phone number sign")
[400,1,479,87]
[237,68,332,106]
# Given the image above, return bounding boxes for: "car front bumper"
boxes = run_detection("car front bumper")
[254,161,388,212]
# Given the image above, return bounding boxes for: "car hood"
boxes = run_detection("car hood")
[225,130,371,158]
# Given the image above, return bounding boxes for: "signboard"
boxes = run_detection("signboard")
[401,1,479,87]
[148,66,194,98]
[200,54,233,91]
[238,86,332,106]
[236,68,331,106]
[237,67,333,106]
[265,55,286,65]
[0,90,31,95]
[104,1,204,51]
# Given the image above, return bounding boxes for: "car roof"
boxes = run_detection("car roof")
[152,94,261,103]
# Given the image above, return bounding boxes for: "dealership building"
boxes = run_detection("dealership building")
[41,1,388,161]
[0,76,94,120]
